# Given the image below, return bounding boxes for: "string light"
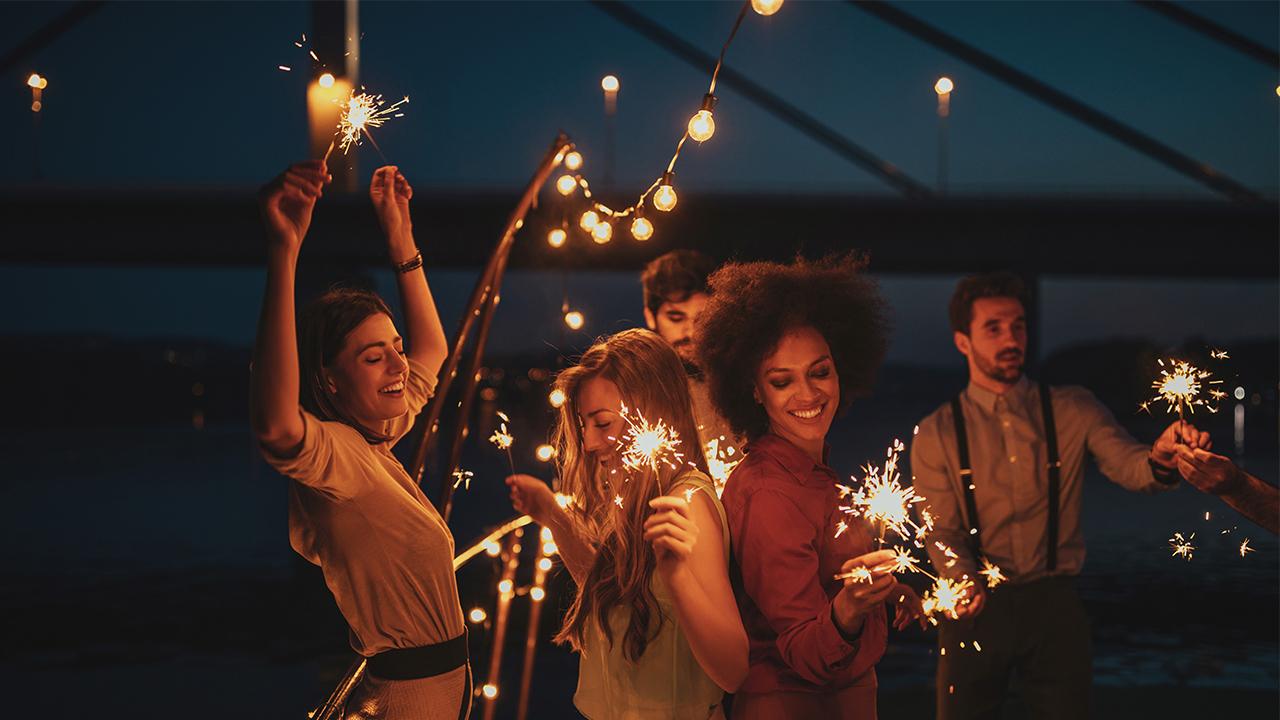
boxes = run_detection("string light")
[564,150,583,171]
[934,76,954,95]
[688,94,717,142]
[482,684,498,699]
[579,210,600,232]
[498,579,514,594]
[547,228,567,248]
[548,388,567,408]
[564,311,585,330]
[556,174,578,195]
[530,587,546,602]
[630,215,654,241]
[535,444,556,462]
[27,73,46,89]
[601,74,620,93]
[484,541,501,557]
[469,608,488,623]
[318,72,336,88]
[653,172,678,212]
[591,220,613,244]
[538,557,554,571]
[751,0,784,16]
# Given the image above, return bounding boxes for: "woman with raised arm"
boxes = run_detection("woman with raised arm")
[506,329,748,719]
[695,255,923,720]
[252,161,467,719]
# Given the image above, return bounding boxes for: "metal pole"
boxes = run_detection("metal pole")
[481,528,525,720]
[1133,1,1279,68]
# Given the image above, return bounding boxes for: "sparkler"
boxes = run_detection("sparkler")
[335,89,409,161]
[1168,531,1196,561]
[705,436,741,497]
[489,411,517,477]
[613,402,685,476]
[837,439,928,544]
[921,576,975,624]
[1141,358,1224,418]
[1239,538,1254,557]
[451,469,474,491]
[978,557,1006,589]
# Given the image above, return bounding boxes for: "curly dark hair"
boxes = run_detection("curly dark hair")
[640,249,717,317]
[695,254,890,442]
[948,272,1027,334]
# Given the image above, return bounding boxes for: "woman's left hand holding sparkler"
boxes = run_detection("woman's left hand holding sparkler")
[506,473,596,585]
[370,166,448,373]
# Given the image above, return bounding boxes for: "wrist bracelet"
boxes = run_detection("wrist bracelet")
[394,251,423,274]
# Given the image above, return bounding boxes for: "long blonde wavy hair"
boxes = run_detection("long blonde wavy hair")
[552,328,709,662]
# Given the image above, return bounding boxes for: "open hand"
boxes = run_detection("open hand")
[1175,445,1243,495]
[259,160,330,250]
[644,496,698,575]
[370,165,413,244]
[950,582,986,621]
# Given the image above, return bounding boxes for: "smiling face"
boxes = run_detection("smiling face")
[325,312,410,430]
[754,326,839,459]
[955,296,1027,388]
[644,291,709,365]
[576,374,625,474]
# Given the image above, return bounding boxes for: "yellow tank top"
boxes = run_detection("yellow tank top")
[573,470,730,720]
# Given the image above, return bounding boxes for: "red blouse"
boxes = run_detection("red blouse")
[721,433,887,694]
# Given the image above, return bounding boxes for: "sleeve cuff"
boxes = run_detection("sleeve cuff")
[1149,457,1180,486]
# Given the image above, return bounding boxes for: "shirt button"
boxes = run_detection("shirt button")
[1009,455,1017,463]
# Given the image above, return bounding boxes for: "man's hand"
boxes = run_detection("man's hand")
[890,582,926,631]
[950,582,986,621]
[1176,446,1243,495]
[1151,420,1212,469]
[833,549,897,636]
[370,165,414,249]
[259,160,329,251]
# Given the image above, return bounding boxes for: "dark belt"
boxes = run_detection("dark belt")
[367,631,469,681]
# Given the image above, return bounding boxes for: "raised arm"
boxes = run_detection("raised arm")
[251,161,329,457]
[645,492,748,693]
[370,166,448,375]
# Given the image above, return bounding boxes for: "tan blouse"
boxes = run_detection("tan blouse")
[263,357,464,656]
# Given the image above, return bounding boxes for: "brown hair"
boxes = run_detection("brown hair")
[640,249,717,317]
[948,272,1027,335]
[695,254,890,442]
[297,287,395,444]
[552,328,709,662]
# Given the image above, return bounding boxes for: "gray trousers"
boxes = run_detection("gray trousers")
[936,575,1092,720]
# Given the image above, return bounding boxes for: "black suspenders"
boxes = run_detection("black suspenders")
[951,381,1062,573]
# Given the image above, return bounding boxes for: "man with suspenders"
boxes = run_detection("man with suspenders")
[910,273,1210,719]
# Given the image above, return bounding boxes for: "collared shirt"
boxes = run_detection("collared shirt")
[911,377,1175,585]
[721,433,887,696]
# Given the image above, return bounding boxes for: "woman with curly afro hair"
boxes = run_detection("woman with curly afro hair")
[695,255,923,719]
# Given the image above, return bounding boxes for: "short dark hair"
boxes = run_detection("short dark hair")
[948,272,1027,335]
[298,286,394,443]
[695,254,890,442]
[640,250,717,317]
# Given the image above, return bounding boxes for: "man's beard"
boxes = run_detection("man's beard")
[976,349,1024,384]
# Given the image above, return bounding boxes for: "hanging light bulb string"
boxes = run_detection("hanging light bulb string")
[549,0,767,244]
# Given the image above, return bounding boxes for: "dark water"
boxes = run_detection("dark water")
[3,410,1276,718]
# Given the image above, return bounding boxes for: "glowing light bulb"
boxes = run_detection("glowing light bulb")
[547,228,567,248]
[935,77,954,95]
[469,608,487,623]
[601,75,620,93]
[530,587,546,602]
[630,216,653,241]
[564,311,585,330]
[318,72,335,89]
[484,541,501,557]
[540,527,553,541]
[564,151,583,171]
[538,557,553,571]
[548,388,567,408]
[556,174,577,195]
[542,542,558,556]
[27,73,46,89]
[688,110,715,142]
[536,444,556,462]
[482,684,498,699]
[579,210,599,232]
[498,579,514,594]
[653,184,677,212]
[591,220,613,244]
[751,0,784,16]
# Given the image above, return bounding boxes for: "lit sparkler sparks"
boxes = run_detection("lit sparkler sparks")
[921,576,974,623]
[336,89,409,156]
[1142,358,1224,418]
[935,541,960,569]
[979,557,1006,588]
[488,412,514,451]
[1210,349,1230,360]
[1168,531,1196,561]
[837,439,928,543]
[1239,538,1254,557]
[705,436,741,497]
[614,403,684,475]
[451,469,474,491]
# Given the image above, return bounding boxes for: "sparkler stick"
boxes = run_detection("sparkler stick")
[489,411,517,478]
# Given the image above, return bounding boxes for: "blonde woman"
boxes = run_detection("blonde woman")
[506,329,748,719]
